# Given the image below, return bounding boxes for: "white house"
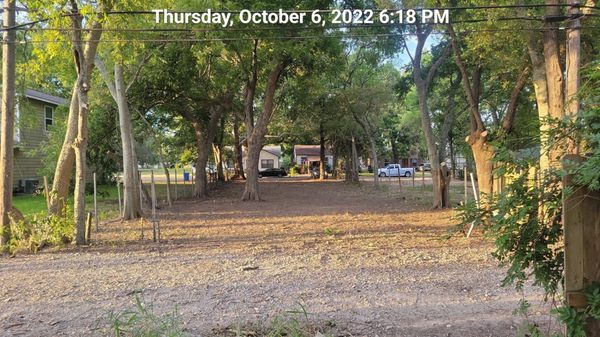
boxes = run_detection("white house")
[293,145,333,168]
[243,145,282,171]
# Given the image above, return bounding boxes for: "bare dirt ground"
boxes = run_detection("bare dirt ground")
[0,178,555,337]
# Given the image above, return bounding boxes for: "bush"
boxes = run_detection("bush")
[8,209,75,253]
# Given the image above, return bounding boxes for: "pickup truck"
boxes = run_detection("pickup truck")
[377,164,415,177]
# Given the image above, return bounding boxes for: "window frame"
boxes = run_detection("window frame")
[261,159,275,169]
[44,105,54,132]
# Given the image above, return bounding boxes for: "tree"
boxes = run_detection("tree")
[241,45,289,200]
[404,26,451,209]
[447,24,529,197]
[95,56,144,219]
[0,0,17,245]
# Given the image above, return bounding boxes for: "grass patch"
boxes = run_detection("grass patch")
[107,295,187,337]
[13,182,196,218]
[323,228,344,236]
[222,303,338,337]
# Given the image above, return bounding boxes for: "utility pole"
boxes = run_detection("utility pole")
[0,0,17,245]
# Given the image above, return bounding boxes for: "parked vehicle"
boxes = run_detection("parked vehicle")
[310,166,329,179]
[418,162,431,171]
[258,168,287,178]
[377,164,414,177]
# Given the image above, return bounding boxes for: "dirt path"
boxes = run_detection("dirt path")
[0,179,553,336]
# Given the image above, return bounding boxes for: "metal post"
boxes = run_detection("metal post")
[93,172,98,230]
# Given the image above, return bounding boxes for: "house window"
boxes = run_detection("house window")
[44,106,54,131]
[261,159,274,169]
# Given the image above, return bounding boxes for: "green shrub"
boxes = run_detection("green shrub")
[8,209,75,253]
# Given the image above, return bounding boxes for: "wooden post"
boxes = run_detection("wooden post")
[412,169,415,187]
[43,176,50,211]
[139,173,143,212]
[174,166,178,200]
[563,155,600,336]
[464,166,468,203]
[151,170,156,242]
[398,170,402,192]
[85,212,92,244]
[470,172,479,208]
[93,172,98,230]
[117,180,122,219]
[421,169,425,187]
[151,170,158,243]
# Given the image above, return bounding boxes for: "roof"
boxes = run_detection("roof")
[24,89,67,106]
[262,145,282,158]
[293,145,332,157]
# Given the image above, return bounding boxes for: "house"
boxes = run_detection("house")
[293,145,333,168]
[11,89,67,193]
[242,145,282,171]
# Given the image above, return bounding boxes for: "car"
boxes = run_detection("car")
[377,164,414,177]
[258,168,287,178]
[418,163,431,171]
[310,166,328,179]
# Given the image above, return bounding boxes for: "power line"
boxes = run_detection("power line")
[6,12,599,34]
[11,26,600,45]
[2,3,598,32]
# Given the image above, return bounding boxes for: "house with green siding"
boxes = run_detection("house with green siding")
[12,89,67,193]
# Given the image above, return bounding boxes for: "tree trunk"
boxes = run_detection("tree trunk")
[350,135,359,182]
[241,139,261,200]
[71,0,110,244]
[193,139,209,198]
[331,140,338,179]
[51,2,108,220]
[48,85,78,216]
[319,122,326,180]
[242,61,287,201]
[232,110,245,180]
[449,132,457,178]
[416,86,446,208]
[543,0,566,165]
[368,135,379,186]
[114,63,142,220]
[215,114,226,182]
[467,131,495,197]
[407,26,450,209]
[73,75,91,245]
[0,0,16,244]
[390,138,399,164]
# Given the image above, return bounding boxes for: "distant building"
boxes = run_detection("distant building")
[10,89,67,193]
[293,145,333,168]
[243,145,282,171]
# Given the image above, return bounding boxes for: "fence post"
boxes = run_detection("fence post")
[421,169,425,187]
[174,166,178,200]
[563,155,600,336]
[43,176,50,211]
[464,166,468,203]
[93,172,98,231]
